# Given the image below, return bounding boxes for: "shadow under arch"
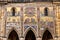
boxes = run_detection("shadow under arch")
[24,27,37,38]
[7,28,19,40]
[25,29,36,40]
[42,30,53,40]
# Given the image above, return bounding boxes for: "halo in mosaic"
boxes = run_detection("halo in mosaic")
[24,18,30,24]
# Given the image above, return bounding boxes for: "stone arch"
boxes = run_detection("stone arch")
[42,28,54,40]
[7,27,20,40]
[24,27,37,38]
[44,7,49,16]
[25,30,36,40]
[11,7,16,16]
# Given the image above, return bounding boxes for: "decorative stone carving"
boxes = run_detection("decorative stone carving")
[25,7,35,17]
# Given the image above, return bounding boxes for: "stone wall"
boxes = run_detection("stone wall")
[0,2,59,40]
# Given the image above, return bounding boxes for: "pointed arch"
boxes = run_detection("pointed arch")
[11,7,16,16]
[42,30,53,40]
[24,27,37,38]
[7,27,20,40]
[44,7,48,16]
[8,30,19,40]
[25,29,36,40]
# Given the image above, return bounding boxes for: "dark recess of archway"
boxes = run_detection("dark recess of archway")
[8,30,19,40]
[42,30,53,40]
[25,30,36,40]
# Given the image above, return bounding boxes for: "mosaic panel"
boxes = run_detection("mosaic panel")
[46,22,54,28]
[24,18,30,24]
[24,7,37,24]
[24,25,37,32]
[24,7,36,17]
[31,25,37,31]
[24,25,29,31]
[40,20,54,28]
[31,18,37,24]
[24,18,37,24]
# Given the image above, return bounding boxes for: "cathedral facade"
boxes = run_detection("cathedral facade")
[0,0,60,40]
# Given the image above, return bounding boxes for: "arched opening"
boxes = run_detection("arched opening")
[8,30,19,40]
[44,7,48,16]
[25,30,36,40]
[42,30,53,40]
[11,7,16,16]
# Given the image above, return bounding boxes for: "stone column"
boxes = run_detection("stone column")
[20,37,24,40]
[2,38,7,40]
[54,36,58,40]
[58,37,60,40]
[36,37,42,40]
[1,36,7,40]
